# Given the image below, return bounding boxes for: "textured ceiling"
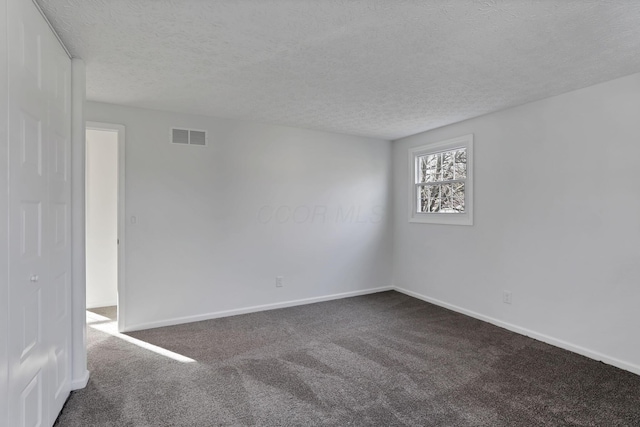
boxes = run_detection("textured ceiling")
[37,0,640,140]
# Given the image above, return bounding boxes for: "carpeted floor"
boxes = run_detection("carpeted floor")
[55,291,640,426]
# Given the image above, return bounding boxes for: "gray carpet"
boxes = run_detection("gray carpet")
[55,291,640,426]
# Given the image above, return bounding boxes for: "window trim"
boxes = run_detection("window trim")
[408,134,474,225]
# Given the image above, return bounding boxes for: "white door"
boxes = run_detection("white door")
[7,0,72,426]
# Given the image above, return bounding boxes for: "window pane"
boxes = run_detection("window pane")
[423,154,440,182]
[418,156,428,183]
[442,150,454,181]
[419,154,440,183]
[434,153,443,181]
[419,185,442,213]
[454,149,467,179]
[430,185,441,212]
[419,149,464,183]
[440,183,453,212]
[419,183,465,214]
[418,185,428,212]
[418,186,425,212]
[453,182,465,212]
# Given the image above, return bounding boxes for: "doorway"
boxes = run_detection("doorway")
[85,122,126,332]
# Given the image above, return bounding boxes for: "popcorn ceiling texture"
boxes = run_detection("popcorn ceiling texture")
[37,0,640,139]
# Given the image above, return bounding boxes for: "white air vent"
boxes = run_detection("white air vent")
[171,128,207,146]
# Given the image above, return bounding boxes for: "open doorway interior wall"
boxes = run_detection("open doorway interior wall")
[86,128,118,309]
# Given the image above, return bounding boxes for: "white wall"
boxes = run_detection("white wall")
[0,0,9,424]
[392,73,640,374]
[85,129,118,308]
[86,102,393,331]
[70,58,89,390]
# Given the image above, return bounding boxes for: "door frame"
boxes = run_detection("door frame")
[85,122,126,332]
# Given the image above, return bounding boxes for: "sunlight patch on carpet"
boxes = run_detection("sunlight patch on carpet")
[87,311,196,363]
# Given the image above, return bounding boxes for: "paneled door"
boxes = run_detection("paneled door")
[7,0,72,426]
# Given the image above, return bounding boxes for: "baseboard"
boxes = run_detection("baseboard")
[70,370,90,390]
[124,286,394,333]
[86,299,117,309]
[393,286,640,376]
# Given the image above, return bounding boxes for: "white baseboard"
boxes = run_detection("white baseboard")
[124,286,393,333]
[393,286,640,376]
[70,370,90,390]
[86,299,117,309]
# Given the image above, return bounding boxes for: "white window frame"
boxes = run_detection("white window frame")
[408,134,473,226]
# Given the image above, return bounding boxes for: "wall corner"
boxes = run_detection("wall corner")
[70,58,89,388]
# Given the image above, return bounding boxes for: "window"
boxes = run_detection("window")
[408,134,473,225]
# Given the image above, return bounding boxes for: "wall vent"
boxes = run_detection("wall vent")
[171,128,207,146]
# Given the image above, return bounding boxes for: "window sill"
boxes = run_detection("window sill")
[408,212,473,226]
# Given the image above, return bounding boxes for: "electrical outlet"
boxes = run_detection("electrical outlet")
[276,276,283,288]
[503,290,512,304]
